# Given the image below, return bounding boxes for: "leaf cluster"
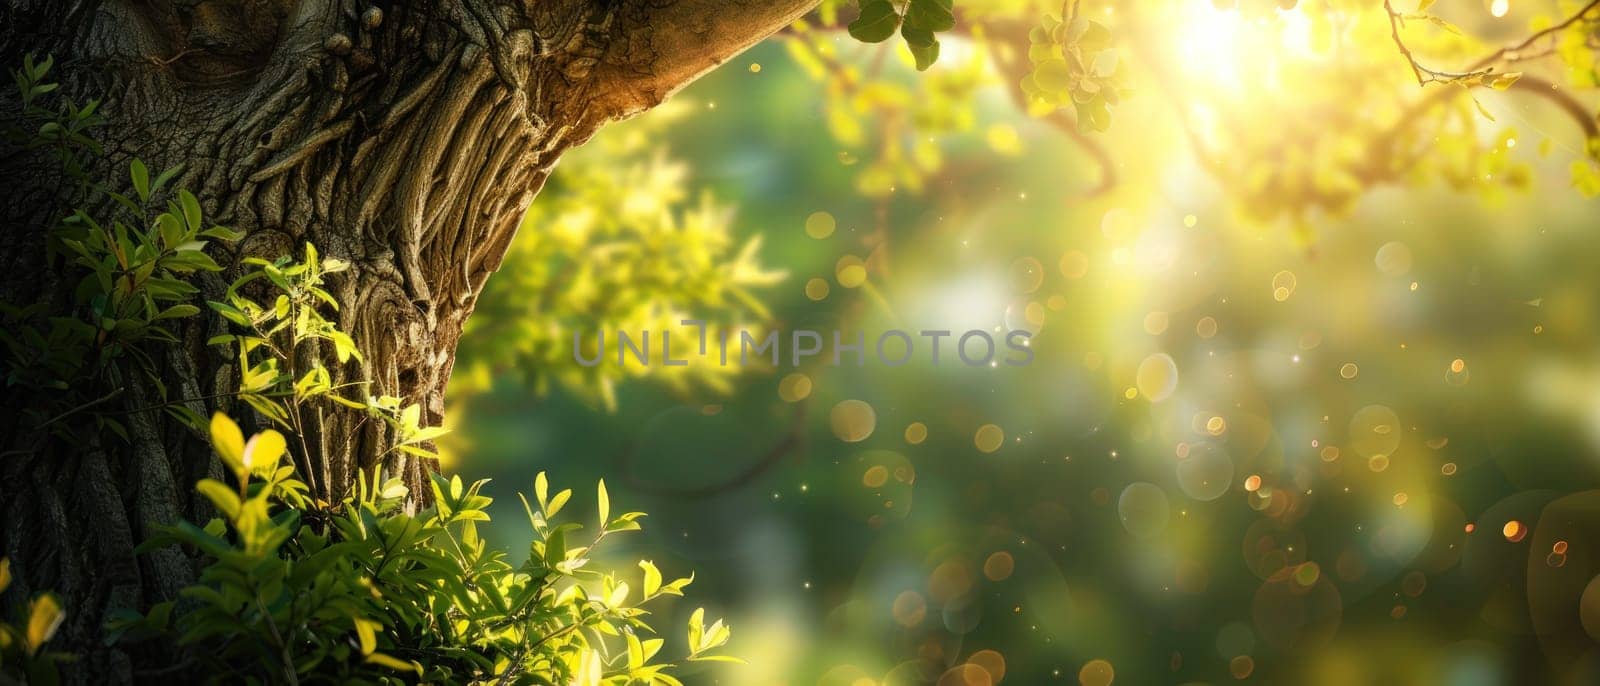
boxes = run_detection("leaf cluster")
[1021,13,1129,133]
[847,0,957,71]
[1,54,234,447]
[456,114,784,411]
[110,419,736,684]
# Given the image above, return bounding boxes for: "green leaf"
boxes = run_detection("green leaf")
[627,631,645,670]
[544,527,568,568]
[849,0,902,43]
[130,159,149,203]
[209,413,246,474]
[155,214,184,250]
[641,637,664,663]
[178,190,202,230]
[151,163,184,195]
[904,0,955,32]
[196,479,242,519]
[354,617,380,655]
[365,652,421,675]
[547,488,572,517]
[199,225,243,241]
[640,560,662,597]
[687,607,705,654]
[902,26,941,71]
[154,304,199,321]
[165,249,222,272]
[688,654,747,664]
[1033,58,1074,93]
[328,330,362,363]
[597,479,610,524]
[606,580,629,607]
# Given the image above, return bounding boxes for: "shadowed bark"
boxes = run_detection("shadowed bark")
[0,0,815,680]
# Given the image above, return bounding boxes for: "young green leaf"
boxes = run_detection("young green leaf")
[902,26,941,71]
[849,0,902,43]
[130,159,149,203]
[904,0,955,32]
[640,560,662,597]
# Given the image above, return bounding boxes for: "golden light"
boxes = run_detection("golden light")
[1174,1,1247,90]
[1171,0,1317,94]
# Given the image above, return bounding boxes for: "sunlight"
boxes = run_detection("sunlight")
[1171,0,1319,94]
[1175,1,1247,91]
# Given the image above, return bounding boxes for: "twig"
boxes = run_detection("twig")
[33,386,124,431]
[1385,0,1600,86]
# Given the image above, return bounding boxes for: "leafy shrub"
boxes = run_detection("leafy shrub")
[98,241,740,684]
[108,415,736,684]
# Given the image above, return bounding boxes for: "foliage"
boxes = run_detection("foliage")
[798,0,1600,219]
[451,4,1600,682]
[845,0,957,71]
[462,0,1600,420]
[33,227,741,684]
[1021,10,1129,133]
[203,242,447,497]
[0,559,72,686]
[0,54,234,449]
[787,14,989,197]
[107,414,734,684]
[456,103,785,411]
[3,54,101,188]
[143,178,733,684]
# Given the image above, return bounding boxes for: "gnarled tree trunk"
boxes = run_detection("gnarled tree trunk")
[0,0,815,680]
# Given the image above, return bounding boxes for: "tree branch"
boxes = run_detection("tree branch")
[583,0,823,121]
[1384,0,1600,86]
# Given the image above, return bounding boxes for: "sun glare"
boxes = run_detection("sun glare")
[1172,0,1319,94]
[1175,2,1247,90]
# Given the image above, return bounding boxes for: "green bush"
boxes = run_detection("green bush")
[100,212,739,685]
[108,414,735,684]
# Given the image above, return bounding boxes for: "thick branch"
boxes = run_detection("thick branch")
[584,0,822,120]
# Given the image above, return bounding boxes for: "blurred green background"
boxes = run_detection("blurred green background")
[444,19,1600,686]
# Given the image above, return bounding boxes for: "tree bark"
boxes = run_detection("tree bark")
[0,0,815,681]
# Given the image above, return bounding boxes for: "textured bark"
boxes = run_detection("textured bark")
[0,0,815,681]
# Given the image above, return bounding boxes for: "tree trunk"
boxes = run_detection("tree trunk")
[0,0,815,680]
